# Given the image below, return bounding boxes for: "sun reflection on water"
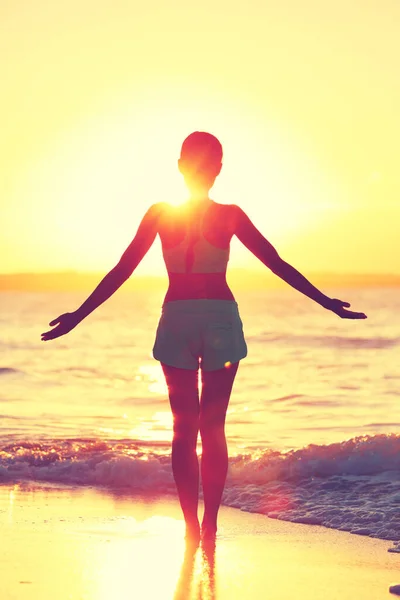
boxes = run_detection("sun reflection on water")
[98,411,173,443]
[128,411,173,442]
[137,364,168,395]
[7,485,18,526]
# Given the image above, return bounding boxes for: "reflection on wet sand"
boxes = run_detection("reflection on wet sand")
[174,538,217,600]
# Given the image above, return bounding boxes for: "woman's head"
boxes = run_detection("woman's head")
[178,131,223,195]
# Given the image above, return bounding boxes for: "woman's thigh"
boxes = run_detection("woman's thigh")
[200,362,239,428]
[161,364,200,437]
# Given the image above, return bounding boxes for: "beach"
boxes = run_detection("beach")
[1,288,400,598]
[1,482,399,600]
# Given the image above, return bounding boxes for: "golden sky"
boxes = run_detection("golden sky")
[1,0,399,275]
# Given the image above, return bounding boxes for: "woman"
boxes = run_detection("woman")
[42,131,367,543]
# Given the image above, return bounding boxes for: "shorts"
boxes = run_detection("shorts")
[153,299,247,371]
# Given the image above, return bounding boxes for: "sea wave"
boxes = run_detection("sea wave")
[225,435,400,546]
[1,434,400,546]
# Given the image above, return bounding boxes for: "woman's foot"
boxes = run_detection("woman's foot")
[200,521,217,542]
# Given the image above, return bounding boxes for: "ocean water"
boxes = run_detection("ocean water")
[1,288,400,548]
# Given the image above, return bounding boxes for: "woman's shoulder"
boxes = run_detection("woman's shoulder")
[211,201,243,228]
[148,201,169,214]
[145,202,173,224]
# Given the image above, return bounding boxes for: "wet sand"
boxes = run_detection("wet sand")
[0,483,399,599]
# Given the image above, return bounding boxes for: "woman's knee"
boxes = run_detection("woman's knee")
[173,413,199,445]
[199,416,225,442]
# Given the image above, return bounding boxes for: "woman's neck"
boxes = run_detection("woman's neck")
[186,195,213,207]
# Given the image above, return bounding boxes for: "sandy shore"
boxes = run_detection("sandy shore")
[0,482,399,599]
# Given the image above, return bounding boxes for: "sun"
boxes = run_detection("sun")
[12,87,338,273]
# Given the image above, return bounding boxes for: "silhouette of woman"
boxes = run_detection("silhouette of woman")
[41,131,367,544]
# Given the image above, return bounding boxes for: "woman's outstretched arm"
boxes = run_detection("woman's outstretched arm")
[233,206,367,320]
[41,203,163,341]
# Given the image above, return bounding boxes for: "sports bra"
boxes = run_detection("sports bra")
[161,202,230,274]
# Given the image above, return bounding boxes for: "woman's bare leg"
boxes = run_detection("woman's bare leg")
[199,362,239,538]
[162,364,200,542]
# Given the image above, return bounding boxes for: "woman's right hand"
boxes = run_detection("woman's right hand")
[324,298,367,320]
[41,311,82,341]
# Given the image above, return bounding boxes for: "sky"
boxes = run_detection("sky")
[1,0,399,276]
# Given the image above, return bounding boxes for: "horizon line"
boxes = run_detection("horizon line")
[1,269,400,291]
[1,269,400,277]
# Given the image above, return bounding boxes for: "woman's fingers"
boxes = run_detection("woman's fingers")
[42,329,54,340]
[42,320,64,339]
[332,300,366,319]
[343,310,367,319]
[334,299,351,308]
[49,316,62,326]
[41,328,62,341]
